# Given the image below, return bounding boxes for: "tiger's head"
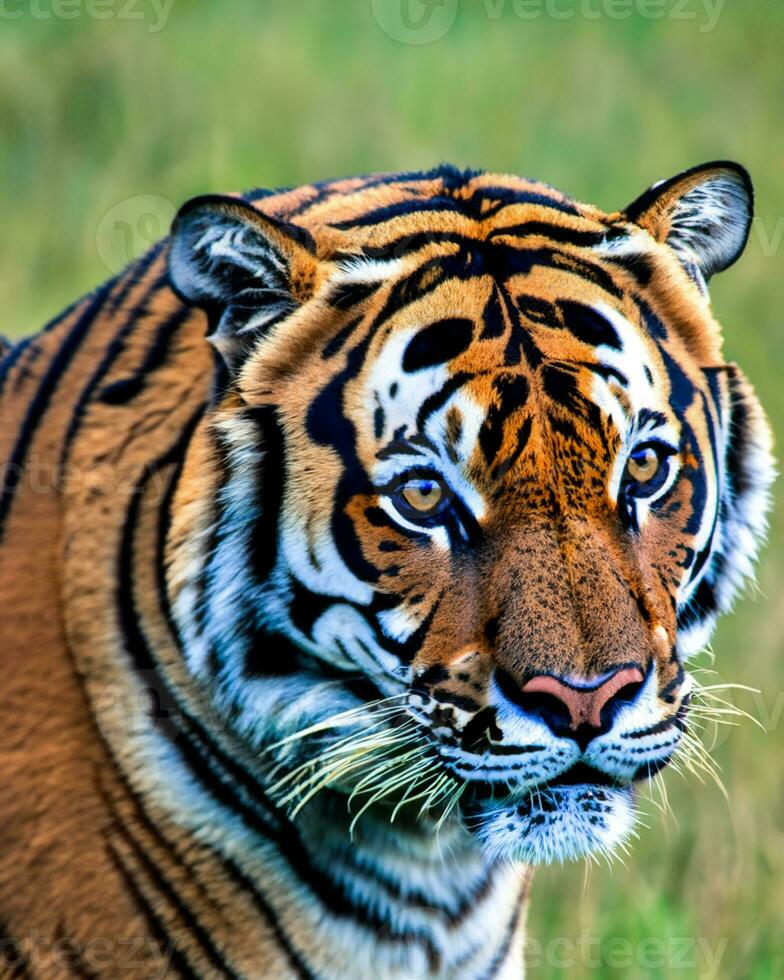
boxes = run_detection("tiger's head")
[166,164,773,864]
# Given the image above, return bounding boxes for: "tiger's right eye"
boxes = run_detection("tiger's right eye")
[626,446,660,484]
[389,476,452,523]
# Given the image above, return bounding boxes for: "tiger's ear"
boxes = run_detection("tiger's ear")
[622,162,754,285]
[168,195,318,369]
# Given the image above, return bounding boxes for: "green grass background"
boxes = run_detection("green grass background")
[1,1,782,975]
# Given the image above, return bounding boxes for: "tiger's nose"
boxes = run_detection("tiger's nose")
[495,664,645,749]
[508,666,646,743]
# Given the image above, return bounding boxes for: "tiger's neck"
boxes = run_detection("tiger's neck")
[66,387,532,976]
[113,699,531,978]
[275,795,532,978]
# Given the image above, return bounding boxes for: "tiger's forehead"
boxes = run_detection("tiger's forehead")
[342,253,676,490]
[266,167,600,247]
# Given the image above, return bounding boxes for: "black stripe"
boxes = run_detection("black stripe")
[478,373,529,466]
[416,371,473,430]
[580,361,628,388]
[189,423,233,643]
[493,415,533,479]
[480,285,507,339]
[723,366,753,498]
[109,803,241,979]
[98,304,191,405]
[0,337,35,401]
[627,717,676,739]
[356,164,482,195]
[0,278,115,543]
[470,185,579,216]
[60,272,170,465]
[489,221,604,247]
[359,229,465,261]
[105,241,164,316]
[549,251,623,297]
[604,251,653,285]
[322,315,363,359]
[281,183,337,219]
[330,198,466,229]
[558,300,621,349]
[336,844,498,930]
[326,279,381,311]
[659,661,686,703]
[117,429,418,937]
[477,886,525,979]
[248,406,287,583]
[637,298,668,340]
[242,184,294,204]
[402,318,474,373]
[106,841,199,980]
[307,335,382,584]
[108,769,317,980]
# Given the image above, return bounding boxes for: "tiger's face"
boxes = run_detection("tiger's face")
[167,164,773,864]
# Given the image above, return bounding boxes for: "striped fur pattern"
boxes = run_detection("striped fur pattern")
[0,163,773,978]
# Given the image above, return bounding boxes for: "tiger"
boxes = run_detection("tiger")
[0,162,774,979]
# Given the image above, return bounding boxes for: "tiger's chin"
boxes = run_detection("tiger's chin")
[466,781,637,866]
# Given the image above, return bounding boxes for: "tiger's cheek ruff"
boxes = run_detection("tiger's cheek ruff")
[673,366,775,660]
[164,373,437,763]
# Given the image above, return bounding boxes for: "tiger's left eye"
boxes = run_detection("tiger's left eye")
[401,479,444,515]
[622,443,674,498]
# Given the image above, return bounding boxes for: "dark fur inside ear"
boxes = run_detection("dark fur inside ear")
[168,195,316,370]
[623,162,754,283]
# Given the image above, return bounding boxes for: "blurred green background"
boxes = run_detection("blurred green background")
[1,1,782,975]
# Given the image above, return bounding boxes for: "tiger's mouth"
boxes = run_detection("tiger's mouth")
[461,763,644,864]
[266,686,679,866]
[462,756,673,804]
[467,783,638,863]
[463,762,627,802]
[456,753,681,864]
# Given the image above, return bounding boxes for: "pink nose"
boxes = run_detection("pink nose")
[521,667,646,730]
